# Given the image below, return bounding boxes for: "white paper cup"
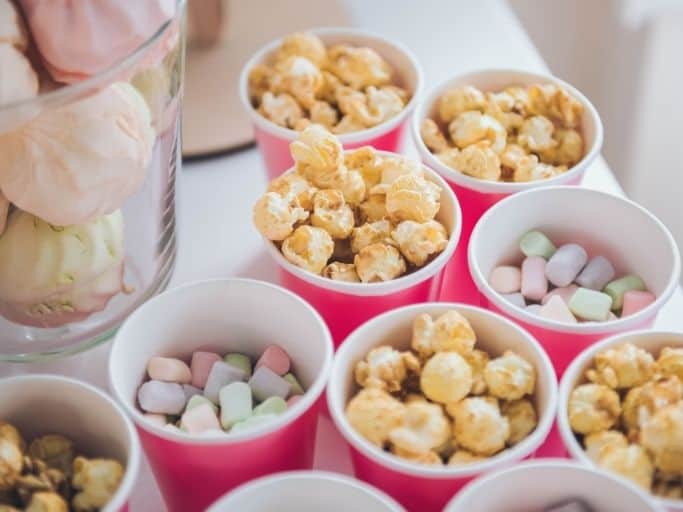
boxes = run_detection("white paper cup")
[0,375,140,512]
[327,302,557,511]
[444,459,662,511]
[558,330,683,512]
[207,470,405,511]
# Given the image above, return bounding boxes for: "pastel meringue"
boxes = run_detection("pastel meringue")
[0,43,38,105]
[0,209,125,328]
[0,82,154,226]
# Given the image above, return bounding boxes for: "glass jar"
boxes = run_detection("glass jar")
[0,1,186,361]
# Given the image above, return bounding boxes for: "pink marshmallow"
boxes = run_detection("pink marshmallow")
[255,344,291,376]
[490,266,521,294]
[190,351,222,389]
[180,403,221,434]
[541,285,578,305]
[521,256,548,302]
[287,395,302,408]
[147,356,192,384]
[621,290,656,317]
[539,295,577,323]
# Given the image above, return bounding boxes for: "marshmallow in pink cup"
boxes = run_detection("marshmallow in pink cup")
[469,186,681,377]
[207,471,405,512]
[109,278,333,512]
[239,28,423,179]
[412,69,603,304]
[327,303,557,511]
[0,375,141,512]
[558,331,683,512]
[444,459,662,512]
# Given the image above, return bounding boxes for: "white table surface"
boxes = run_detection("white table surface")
[3,1,682,510]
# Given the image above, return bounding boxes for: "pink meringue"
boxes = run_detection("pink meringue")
[0,43,38,105]
[19,0,175,83]
[0,82,155,226]
[0,0,28,50]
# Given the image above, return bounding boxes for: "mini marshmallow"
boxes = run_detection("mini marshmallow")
[219,382,253,429]
[255,345,291,376]
[190,351,222,389]
[546,243,588,287]
[501,292,526,308]
[604,275,646,311]
[204,362,247,403]
[541,284,578,305]
[489,266,521,294]
[569,287,613,321]
[248,367,292,402]
[224,353,253,378]
[575,256,615,290]
[182,384,202,401]
[539,295,577,323]
[143,413,167,427]
[253,396,287,416]
[138,380,186,415]
[147,357,192,384]
[521,256,548,301]
[181,403,221,435]
[519,230,556,259]
[231,414,279,433]
[621,290,655,317]
[283,373,305,396]
[186,394,217,413]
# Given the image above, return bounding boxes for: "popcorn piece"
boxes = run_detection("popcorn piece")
[389,402,451,455]
[385,175,441,224]
[438,86,487,124]
[331,169,367,206]
[322,262,360,282]
[502,398,537,444]
[527,83,584,128]
[484,351,535,400]
[639,402,683,474]
[448,450,485,465]
[0,421,24,452]
[436,148,461,170]
[485,92,525,132]
[370,155,424,195]
[449,397,510,456]
[518,115,556,152]
[420,118,450,153]
[258,91,304,129]
[587,343,655,389]
[358,194,387,223]
[448,111,506,153]
[338,86,404,127]
[420,351,473,404]
[463,349,490,395]
[499,143,527,171]
[411,310,476,359]
[332,114,366,134]
[391,220,448,266]
[309,100,338,129]
[344,146,381,189]
[355,345,420,392]
[247,64,272,102]
[267,173,317,212]
[350,219,394,254]
[0,437,22,491]
[345,388,406,446]
[326,45,392,89]
[597,444,654,490]
[71,456,125,512]
[271,56,323,108]
[513,155,566,182]
[539,129,583,167]
[622,376,682,432]
[657,347,683,382]
[354,243,406,283]
[583,430,628,463]
[276,32,327,67]
[253,192,308,241]
[366,85,405,124]
[391,446,442,465]
[453,142,501,181]
[310,189,354,239]
[568,383,621,435]
[290,125,344,188]
[281,225,334,274]
[318,70,343,104]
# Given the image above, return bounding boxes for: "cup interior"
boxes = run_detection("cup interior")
[327,302,557,477]
[470,186,680,332]
[109,278,333,442]
[444,460,659,511]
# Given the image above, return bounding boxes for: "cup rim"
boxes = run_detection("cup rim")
[206,470,405,511]
[557,329,683,510]
[411,67,604,194]
[0,374,141,512]
[261,150,462,297]
[443,458,663,511]
[108,277,334,446]
[238,26,424,145]
[326,302,558,479]
[468,185,682,334]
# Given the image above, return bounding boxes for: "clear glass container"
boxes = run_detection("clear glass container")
[0,2,186,361]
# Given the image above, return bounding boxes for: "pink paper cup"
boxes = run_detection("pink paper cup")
[558,330,683,512]
[207,470,405,511]
[239,27,423,179]
[0,375,140,512]
[413,68,603,304]
[263,155,461,346]
[327,302,558,512]
[444,459,662,511]
[109,278,334,512]
[469,186,681,377]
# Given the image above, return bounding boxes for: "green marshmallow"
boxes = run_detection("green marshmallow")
[230,414,277,433]
[603,275,646,311]
[185,395,217,413]
[224,353,253,378]
[253,396,287,416]
[519,230,557,260]
[219,381,253,429]
[283,373,304,396]
[568,287,613,321]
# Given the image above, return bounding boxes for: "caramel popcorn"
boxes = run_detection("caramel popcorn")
[484,351,535,401]
[350,219,394,254]
[448,450,485,465]
[354,243,406,283]
[322,262,360,282]
[370,155,424,196]
[622,376,682,433]
[391,220,448,266]
[249,32,409,134]
[639,402,683,475]
[385,175,441,224]
[583,430,628,463]
[411,310,476,359]
[358,194,387,223]
[344,147,381,189]
[420,352,473,404]
[598,444,654,490]
[253,192,308,241]
[71,457,124,512]
[331,168,367,206]
[502,398,538,444]
[345,388,406,446]
[355,345,420,392]
[568,383,621,435]
[267,173,317,212]
[281,225,334,274]
[0,422,25,453]
[310,190,354,239]
[449,397,510,456]
[388,402,451,455]
[587,343,655,390]
[463,349,490,395]
[290,125,344,188]
[657,347,683,382]
[421,83,585,182]
[0,438,22,491]
[391,446,442,465]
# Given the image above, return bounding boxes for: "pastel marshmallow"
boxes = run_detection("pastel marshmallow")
[143,413,167,427]
[219,381,253,429]
[185,394,217,413]
[603,275,646,311]
[283,373,304,396]
[521,256,548,301]
[147,356,192,384]
[568,287,613,321]
[253,396,287,416]
[519,230,556,259]
[539,295,577,323]
[541,285,578,305]
[231,414,278,433]
[489,266,521,294]
[190,351,222,389]
[621,290,656,317]
[287,395,302,408]
[255,345,291,376]
[180,403,221,434]
[248,367,291,402]
[203,361,247,403]
[575,256,615,290]
[224,353,253,378]
[182,384,202,401]
[137,380,186,415]
[501,292,526,308]
[545,244,587,287]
